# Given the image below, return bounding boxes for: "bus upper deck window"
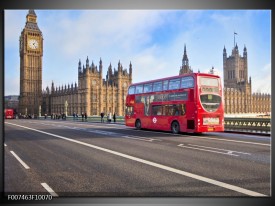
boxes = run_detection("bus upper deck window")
[153,81,162,92]
[163,80,169,91]
[136,84,144,94]
[128,86,136,94]
[144,83,153,93]
[181,76,194,88]
[169,78,181,90]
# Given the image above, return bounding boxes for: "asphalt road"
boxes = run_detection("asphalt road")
[4,119,271,197]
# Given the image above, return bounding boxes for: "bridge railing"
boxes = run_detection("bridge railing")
[224,117,271,132]
[39,115,125,123]
[38,116,271,133]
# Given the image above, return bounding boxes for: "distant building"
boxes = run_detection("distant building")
[4,95,19,112]
[179,44,193,75]
[42,59,132,116]
[179,44,271,114]
[18,10,132,117]
[223,44,271,114]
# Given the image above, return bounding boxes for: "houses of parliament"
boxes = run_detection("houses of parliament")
[18,10,270,117]
[180,45,271,114]
[18,10,132,117]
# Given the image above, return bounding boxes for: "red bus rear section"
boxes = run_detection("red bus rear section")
[5,109,15,119]
[125,72,224,134]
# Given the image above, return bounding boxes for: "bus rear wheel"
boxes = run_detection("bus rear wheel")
[135,119,141,130]
[171,121,180,134]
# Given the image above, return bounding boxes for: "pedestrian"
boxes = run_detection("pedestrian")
[81,112,84,121]
[108,112,112,123]
[84,112,87,121]
[100,112,104,123]
[113,112,116,123]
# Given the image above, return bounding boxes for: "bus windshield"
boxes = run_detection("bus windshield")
[200,94,221,112]
[199,76,221,112]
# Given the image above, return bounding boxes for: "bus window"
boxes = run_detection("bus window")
[163,80,169,91]
[173,105,180,116]
[169,78,181,90]
[163,105,169,115]
[143,95,151,116]
[152,105,163,116]
[153,81,162,92]
[179,104,186,115]
[136,84,144,94]
[144,83,153,93]
[200,77,219,87]
[181,76,194,88]
[125,106,134,115]
[169,104,185,116]
[128,86,135,94]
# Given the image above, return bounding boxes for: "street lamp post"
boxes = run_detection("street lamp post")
[65,100,68,116]
[39,105,41,117]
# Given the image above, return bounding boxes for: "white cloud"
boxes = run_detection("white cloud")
[4,10,271,96]
[4,10,26,49]
[252,63,271,94]
[41,10,170,59]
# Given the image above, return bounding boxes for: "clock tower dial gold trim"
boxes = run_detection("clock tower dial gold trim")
[27,38,39,50]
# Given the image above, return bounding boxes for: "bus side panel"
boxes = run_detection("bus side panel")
[182,102,196,132]
[134,103,151,129]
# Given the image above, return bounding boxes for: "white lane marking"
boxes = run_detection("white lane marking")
[41,183,58,197]
[6,122,266,197]
[10,151,30,169]
[4,144,7,147]
[16,120,160,142]
[122,135,162,142]
[192,136,270,147]
[188,144,251,155]
[178,144,239,156]
[27,120,270,147]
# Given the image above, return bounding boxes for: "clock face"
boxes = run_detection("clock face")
[28,39,39,49]
[92,80,96,85]
[123,82,127,88]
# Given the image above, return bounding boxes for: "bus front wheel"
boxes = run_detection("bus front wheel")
[135,120,141,130]
[171,121,180,134]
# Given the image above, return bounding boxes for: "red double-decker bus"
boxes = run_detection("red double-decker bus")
[125,72,224,134]
[5,109,15,119]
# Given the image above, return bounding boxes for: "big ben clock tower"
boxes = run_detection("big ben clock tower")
[19,10,43,116]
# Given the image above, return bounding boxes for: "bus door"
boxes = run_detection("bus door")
[125,95,136,126]
[125,105,135,126]
[140,95,152,128]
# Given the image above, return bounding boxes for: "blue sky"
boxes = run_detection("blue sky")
[4,10,271,95]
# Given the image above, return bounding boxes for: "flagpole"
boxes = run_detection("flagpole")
[234,32,235,47]
[234,32,237,47]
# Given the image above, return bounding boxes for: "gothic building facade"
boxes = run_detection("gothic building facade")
[179,45,193,75]
[18,10,43,116]
[19,10,132,117]
[223,44,271,114]
[179,44,271,114]
[42,59,132,116]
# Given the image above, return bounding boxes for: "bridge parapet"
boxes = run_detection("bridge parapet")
[224,117,271,132]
